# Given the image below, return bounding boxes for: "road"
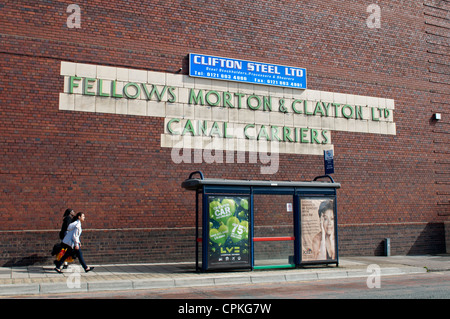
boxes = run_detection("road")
[21,271,450,299]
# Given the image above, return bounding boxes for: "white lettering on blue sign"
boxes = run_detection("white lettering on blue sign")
[189,53,307,89]
[193,55,243,70]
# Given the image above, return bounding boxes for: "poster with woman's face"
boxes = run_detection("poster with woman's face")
[300,198,336,262]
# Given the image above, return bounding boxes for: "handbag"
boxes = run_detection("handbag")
[55,247,75,263]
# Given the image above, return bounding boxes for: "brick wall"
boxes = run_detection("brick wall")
[339,222,446,256]
[0,0,448,265]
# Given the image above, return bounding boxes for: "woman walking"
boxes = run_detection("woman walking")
[54,212,94,273]
[58,208,76,269]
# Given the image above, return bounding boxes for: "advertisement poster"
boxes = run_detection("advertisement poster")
[208,196,250,269]
[300,198,336,263]
[324,149,334,175]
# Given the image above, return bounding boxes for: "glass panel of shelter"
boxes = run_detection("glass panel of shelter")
[252,194,295,269]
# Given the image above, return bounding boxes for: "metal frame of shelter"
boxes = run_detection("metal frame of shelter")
[182,171,341,272]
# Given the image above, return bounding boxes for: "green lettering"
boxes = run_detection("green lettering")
[371,107,380,121]
[97,79,109,97]
[321,130,329,144]
[234,92,245,109]
[283,126,293,142]
[244,124,255,139]
[300,128,309,143]
[322,102,330,116]
[83,78,96,95]
[209,122,222,137]
[167,86,176,103]
[182,119,196,135]
[223,122,233,138]
[223,92,234,108]
[150,85,167,101]
[123,82,140,99]
[332,103,340,117]
[304,100,313,115]
[355,105,363,120]
[311,129,320,144]
[257,125,270,141]
[69,76,81,94]
[205,90,220,106]
[342,104,354,119]
[291,99,303,114]
[247,95,261,110]
[197,120,207,136]
[271,126,281,141]
[278,98,287,113]
[141,84,151,99]
[313,101,325,116]
[111,81,123,98]
[167,118,180,135]
[263,96,272,111]
[189,89,204,105]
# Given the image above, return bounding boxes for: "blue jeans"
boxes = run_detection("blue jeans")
[56,243,88,270]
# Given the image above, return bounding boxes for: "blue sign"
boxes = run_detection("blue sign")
[324,150,334,175]
[189,53,307,89]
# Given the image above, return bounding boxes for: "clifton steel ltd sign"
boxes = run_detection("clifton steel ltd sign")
[189,53,307,89]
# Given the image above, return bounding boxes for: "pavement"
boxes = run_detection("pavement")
[0,254,449,297]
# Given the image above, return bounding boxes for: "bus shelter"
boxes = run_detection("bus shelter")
[182,171,341,272]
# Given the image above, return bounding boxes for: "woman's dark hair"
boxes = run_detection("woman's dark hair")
[318,200,333,217]
[63,208,73,217]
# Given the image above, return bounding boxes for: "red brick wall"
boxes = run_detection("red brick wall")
[0,0,448,265]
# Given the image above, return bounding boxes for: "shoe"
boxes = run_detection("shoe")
[54,267,63,274]
[84,267,94,273]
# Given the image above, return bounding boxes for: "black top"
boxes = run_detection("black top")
[59,215,74,240]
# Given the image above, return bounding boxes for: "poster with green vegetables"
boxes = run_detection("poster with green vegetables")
[208,196,250,269]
